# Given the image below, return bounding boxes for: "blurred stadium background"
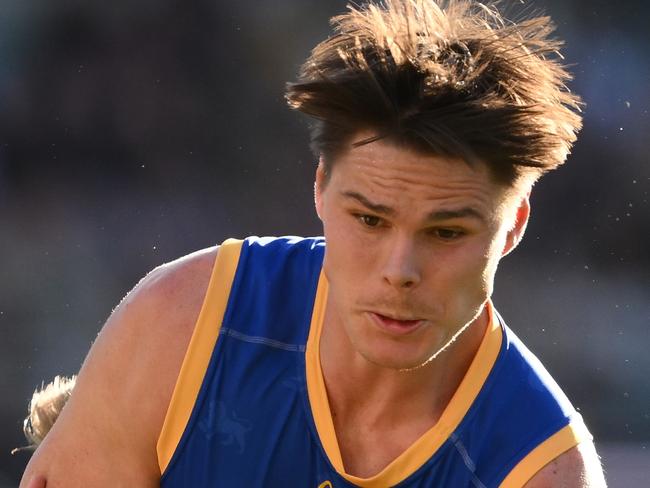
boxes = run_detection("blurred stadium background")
[1,0,648,485]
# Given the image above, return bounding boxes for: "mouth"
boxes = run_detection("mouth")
[368,312,425,336]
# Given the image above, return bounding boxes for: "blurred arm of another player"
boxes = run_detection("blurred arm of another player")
[19,247,219,488]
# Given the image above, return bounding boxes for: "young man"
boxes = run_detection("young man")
[20,1,606,486]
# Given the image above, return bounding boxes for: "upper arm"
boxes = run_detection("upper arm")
[20,247,218,488]
[523,441,607,488]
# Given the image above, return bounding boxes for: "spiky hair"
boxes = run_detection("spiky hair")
[286,0,582,185]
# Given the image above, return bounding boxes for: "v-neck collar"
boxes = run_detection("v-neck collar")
[305,271,503,487]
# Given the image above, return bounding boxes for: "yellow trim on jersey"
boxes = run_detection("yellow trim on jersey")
[499,419,592,488]
[156,239,243,474]
[306,298,503,487]
[305,272,342,468]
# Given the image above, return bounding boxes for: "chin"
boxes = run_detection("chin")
[343,318,447,372]
[361,352,434,372]
[354,341,443,372]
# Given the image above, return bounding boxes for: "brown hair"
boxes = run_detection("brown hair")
[286,0,582,186]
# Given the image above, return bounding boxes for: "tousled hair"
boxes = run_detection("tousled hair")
[22,375,76,449]
[286,0,582,186]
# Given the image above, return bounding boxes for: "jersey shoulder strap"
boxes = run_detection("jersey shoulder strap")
[461,313,592,487]
[156,236,325,474]
[156,238,243,473]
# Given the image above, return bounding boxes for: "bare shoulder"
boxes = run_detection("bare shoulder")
[524,441,607,488]
[20,246,219,488]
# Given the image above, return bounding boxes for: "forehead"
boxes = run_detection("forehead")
[327,135,510,217]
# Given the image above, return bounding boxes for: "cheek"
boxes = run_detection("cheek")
[439,240,496,295]
[481,230,509,283]
[323,227,381,309]
[323,214,374,264]
[323,220,362,279]
[468,238,503,298]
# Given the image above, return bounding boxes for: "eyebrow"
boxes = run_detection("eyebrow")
[341,190,487,223]
[427,208,486,223]
[342,191,395,216]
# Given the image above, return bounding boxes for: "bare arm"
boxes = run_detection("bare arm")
[20,247,217,488]
[524,441,607,488]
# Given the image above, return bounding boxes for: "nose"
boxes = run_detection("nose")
[381,236,421,289]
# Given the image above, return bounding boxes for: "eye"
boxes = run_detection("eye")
[356,214,382,228]
[432,228,464,240]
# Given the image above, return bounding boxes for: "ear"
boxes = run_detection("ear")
[314,158,327,221]
[501,194,530,257]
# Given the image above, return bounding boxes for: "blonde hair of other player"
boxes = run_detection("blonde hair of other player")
[16,376,77,451]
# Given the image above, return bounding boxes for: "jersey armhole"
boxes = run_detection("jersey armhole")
[499,417,593,488]
[156,239,244,475]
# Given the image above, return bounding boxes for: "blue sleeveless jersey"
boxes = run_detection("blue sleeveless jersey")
[157,236,590,488]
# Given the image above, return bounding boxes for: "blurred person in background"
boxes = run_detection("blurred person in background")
[19,0,606,487]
